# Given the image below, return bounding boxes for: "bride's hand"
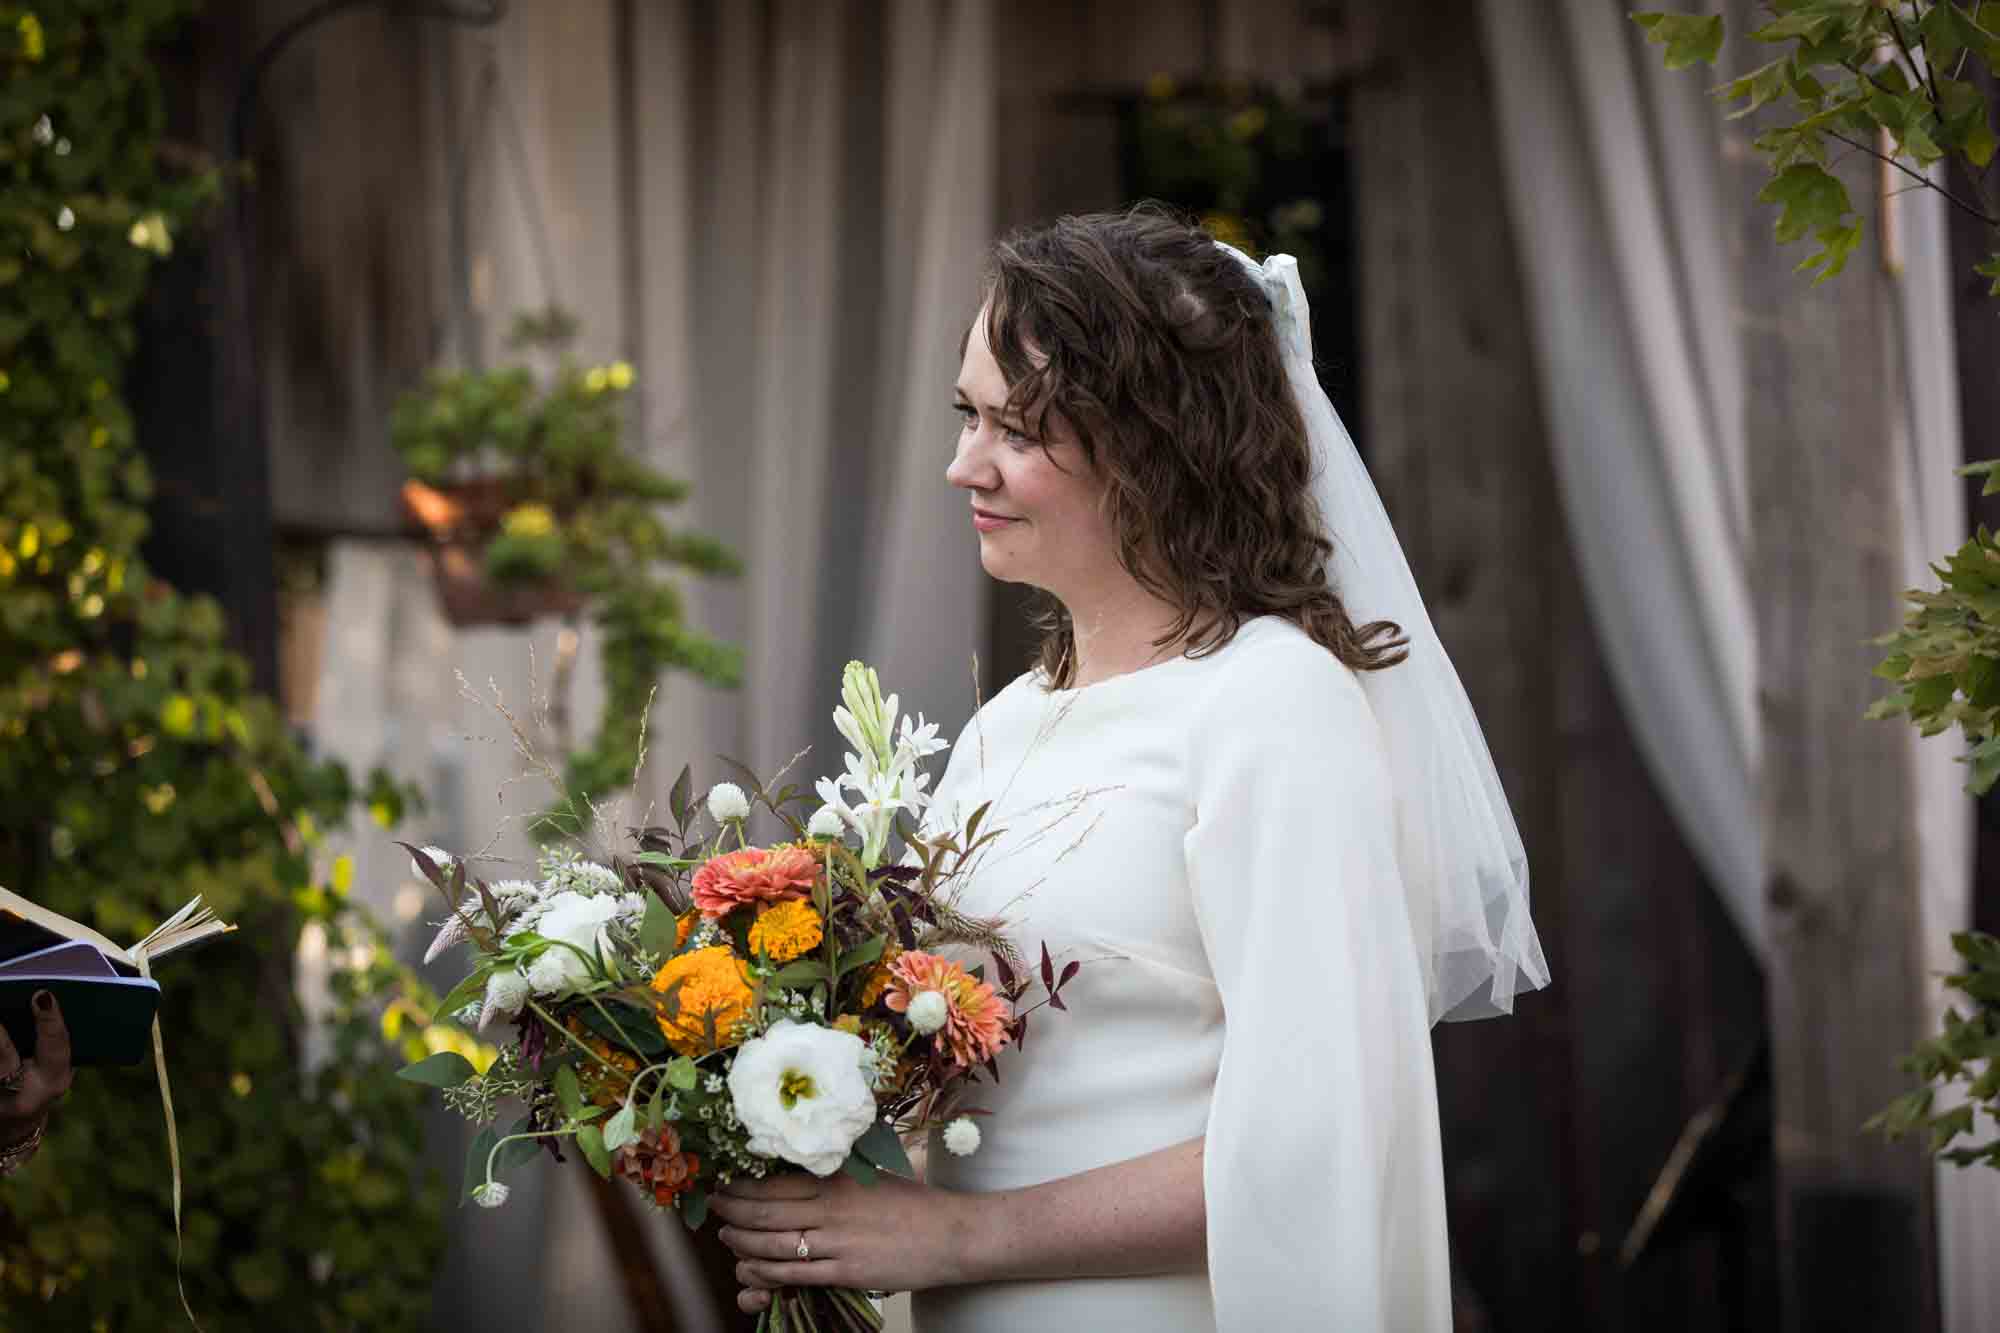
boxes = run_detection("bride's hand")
[711,1169,974,1313]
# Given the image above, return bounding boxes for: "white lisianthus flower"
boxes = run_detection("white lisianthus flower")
[707,782,752,823]
[727,1020,878,1176]
[942,1117,981,1158]
[480,969,531,1029]
[806,805,847,840]
[906,990,949,1035]
[471,1181,510,1208]
[526,891,621,995]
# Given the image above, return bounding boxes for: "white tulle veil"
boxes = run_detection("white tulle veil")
[1218,243,1550,1024]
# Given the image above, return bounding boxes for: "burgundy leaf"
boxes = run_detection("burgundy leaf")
[1039,941,1055,992]
[1058,959,1080,988]
[1047,992,1067,1012]
[991,950,1018,992]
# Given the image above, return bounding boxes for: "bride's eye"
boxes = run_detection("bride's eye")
[952,403,978,431]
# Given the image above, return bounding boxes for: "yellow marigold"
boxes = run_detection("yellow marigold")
[650,945,755,1056]
[747,900,823,963]
[832,1014,863,1037]
[858,940,903,1008]
[674,911,696,952]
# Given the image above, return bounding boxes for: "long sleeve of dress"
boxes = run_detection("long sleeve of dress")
[1183,637,1451,1331]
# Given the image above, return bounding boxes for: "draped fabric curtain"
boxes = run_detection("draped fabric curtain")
[305,3,993,1329]
[1476,1,1989,1325]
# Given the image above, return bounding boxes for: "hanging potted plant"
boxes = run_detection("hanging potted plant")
[391,309,743,807]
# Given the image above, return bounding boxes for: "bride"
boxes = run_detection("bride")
[709,206,1548,1330]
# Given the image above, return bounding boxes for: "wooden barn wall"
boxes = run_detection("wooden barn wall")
[997,3,1771,1330]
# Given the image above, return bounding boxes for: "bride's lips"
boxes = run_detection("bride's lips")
[971,507,1020,533]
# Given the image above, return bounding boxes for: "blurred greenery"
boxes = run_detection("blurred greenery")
[390,310,744,819]
[0,2,452,1325]
[1634,1,2000,1170]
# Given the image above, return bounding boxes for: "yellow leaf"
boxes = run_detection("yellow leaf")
[330,855,354,897]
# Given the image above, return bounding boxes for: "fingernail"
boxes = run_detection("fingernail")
[32,992,52,1014]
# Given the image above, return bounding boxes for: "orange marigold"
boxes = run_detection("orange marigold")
[858,940,903,1008]
[650,945,755,1056]
[884,950,1011,1069]
[690,846,819,919]
[747,899,823,963]
[674,911,696,951]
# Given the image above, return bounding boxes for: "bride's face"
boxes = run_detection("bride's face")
[946,313,1120,601]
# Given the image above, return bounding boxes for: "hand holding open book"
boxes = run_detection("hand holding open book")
[0,888,232,1067]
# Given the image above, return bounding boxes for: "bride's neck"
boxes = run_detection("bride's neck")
[1060,585,1195,688]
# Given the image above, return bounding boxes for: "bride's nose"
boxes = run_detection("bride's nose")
[946,429,999,492]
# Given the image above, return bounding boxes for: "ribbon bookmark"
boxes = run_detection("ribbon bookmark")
[132,935,205,1332]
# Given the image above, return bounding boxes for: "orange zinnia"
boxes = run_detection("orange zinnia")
[690,845,819,919]
[884,950,1012,1069]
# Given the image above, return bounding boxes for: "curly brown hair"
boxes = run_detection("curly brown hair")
[980,204,1406,688]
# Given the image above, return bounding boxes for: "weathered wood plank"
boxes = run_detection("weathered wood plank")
[1722,3,1936,1329]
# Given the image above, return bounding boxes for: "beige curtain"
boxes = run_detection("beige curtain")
[305,2,994,1329]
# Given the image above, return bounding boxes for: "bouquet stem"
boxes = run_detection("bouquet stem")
[759,1286,885,1333]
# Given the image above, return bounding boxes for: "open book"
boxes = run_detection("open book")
[0,889,234,1067]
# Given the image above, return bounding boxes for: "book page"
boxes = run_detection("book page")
[0,887,134,966]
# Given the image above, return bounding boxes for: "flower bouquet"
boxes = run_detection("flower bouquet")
[396,662,1080,1332]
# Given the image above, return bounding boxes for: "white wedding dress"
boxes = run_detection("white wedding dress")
[910,615,1451,1332]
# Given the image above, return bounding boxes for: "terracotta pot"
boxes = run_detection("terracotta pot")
[424,544,585,628]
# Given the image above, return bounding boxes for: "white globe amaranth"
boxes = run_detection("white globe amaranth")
[707,781,752,823]
[906,989,949,1035]
[526,952,572,997]
[480,969,531,1028]
[942,1117,981,1158]
[727,1020,878,1176]
[525,891,621,995]
[805,805,847,840]
[471,1180,510,1208]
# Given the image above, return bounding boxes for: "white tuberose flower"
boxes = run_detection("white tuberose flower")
[727,1020,878,1177]
[942,1117,981,1158]
[527,891,622,996]
[707,782,751,823]
[905,990,949,1035]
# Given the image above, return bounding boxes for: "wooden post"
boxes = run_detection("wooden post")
[1725,6,1937,1330]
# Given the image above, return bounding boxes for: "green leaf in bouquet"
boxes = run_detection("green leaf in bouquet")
[577,1123,613,1178]
[834,936,885,981]
[431,964,497,1024]
[495,1114,544,1171]
[397,1051,478,1088]
[580,994,669,1055]
[839,1150,879,1186]
[574,1104,609,1122]
[647,1079,666,1131]
[666,1055,700,1091]
[556,1064,585,1119]
[681,1183,709,1229]
[853,1118,915,1178]
[769,959,830,989]
[463,1126,499,1206]
[634,851,698,870]
[603,1103,639,1153]
[640,888,680,957]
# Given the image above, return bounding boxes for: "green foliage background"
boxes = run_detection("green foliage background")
[0,2,445,1325]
